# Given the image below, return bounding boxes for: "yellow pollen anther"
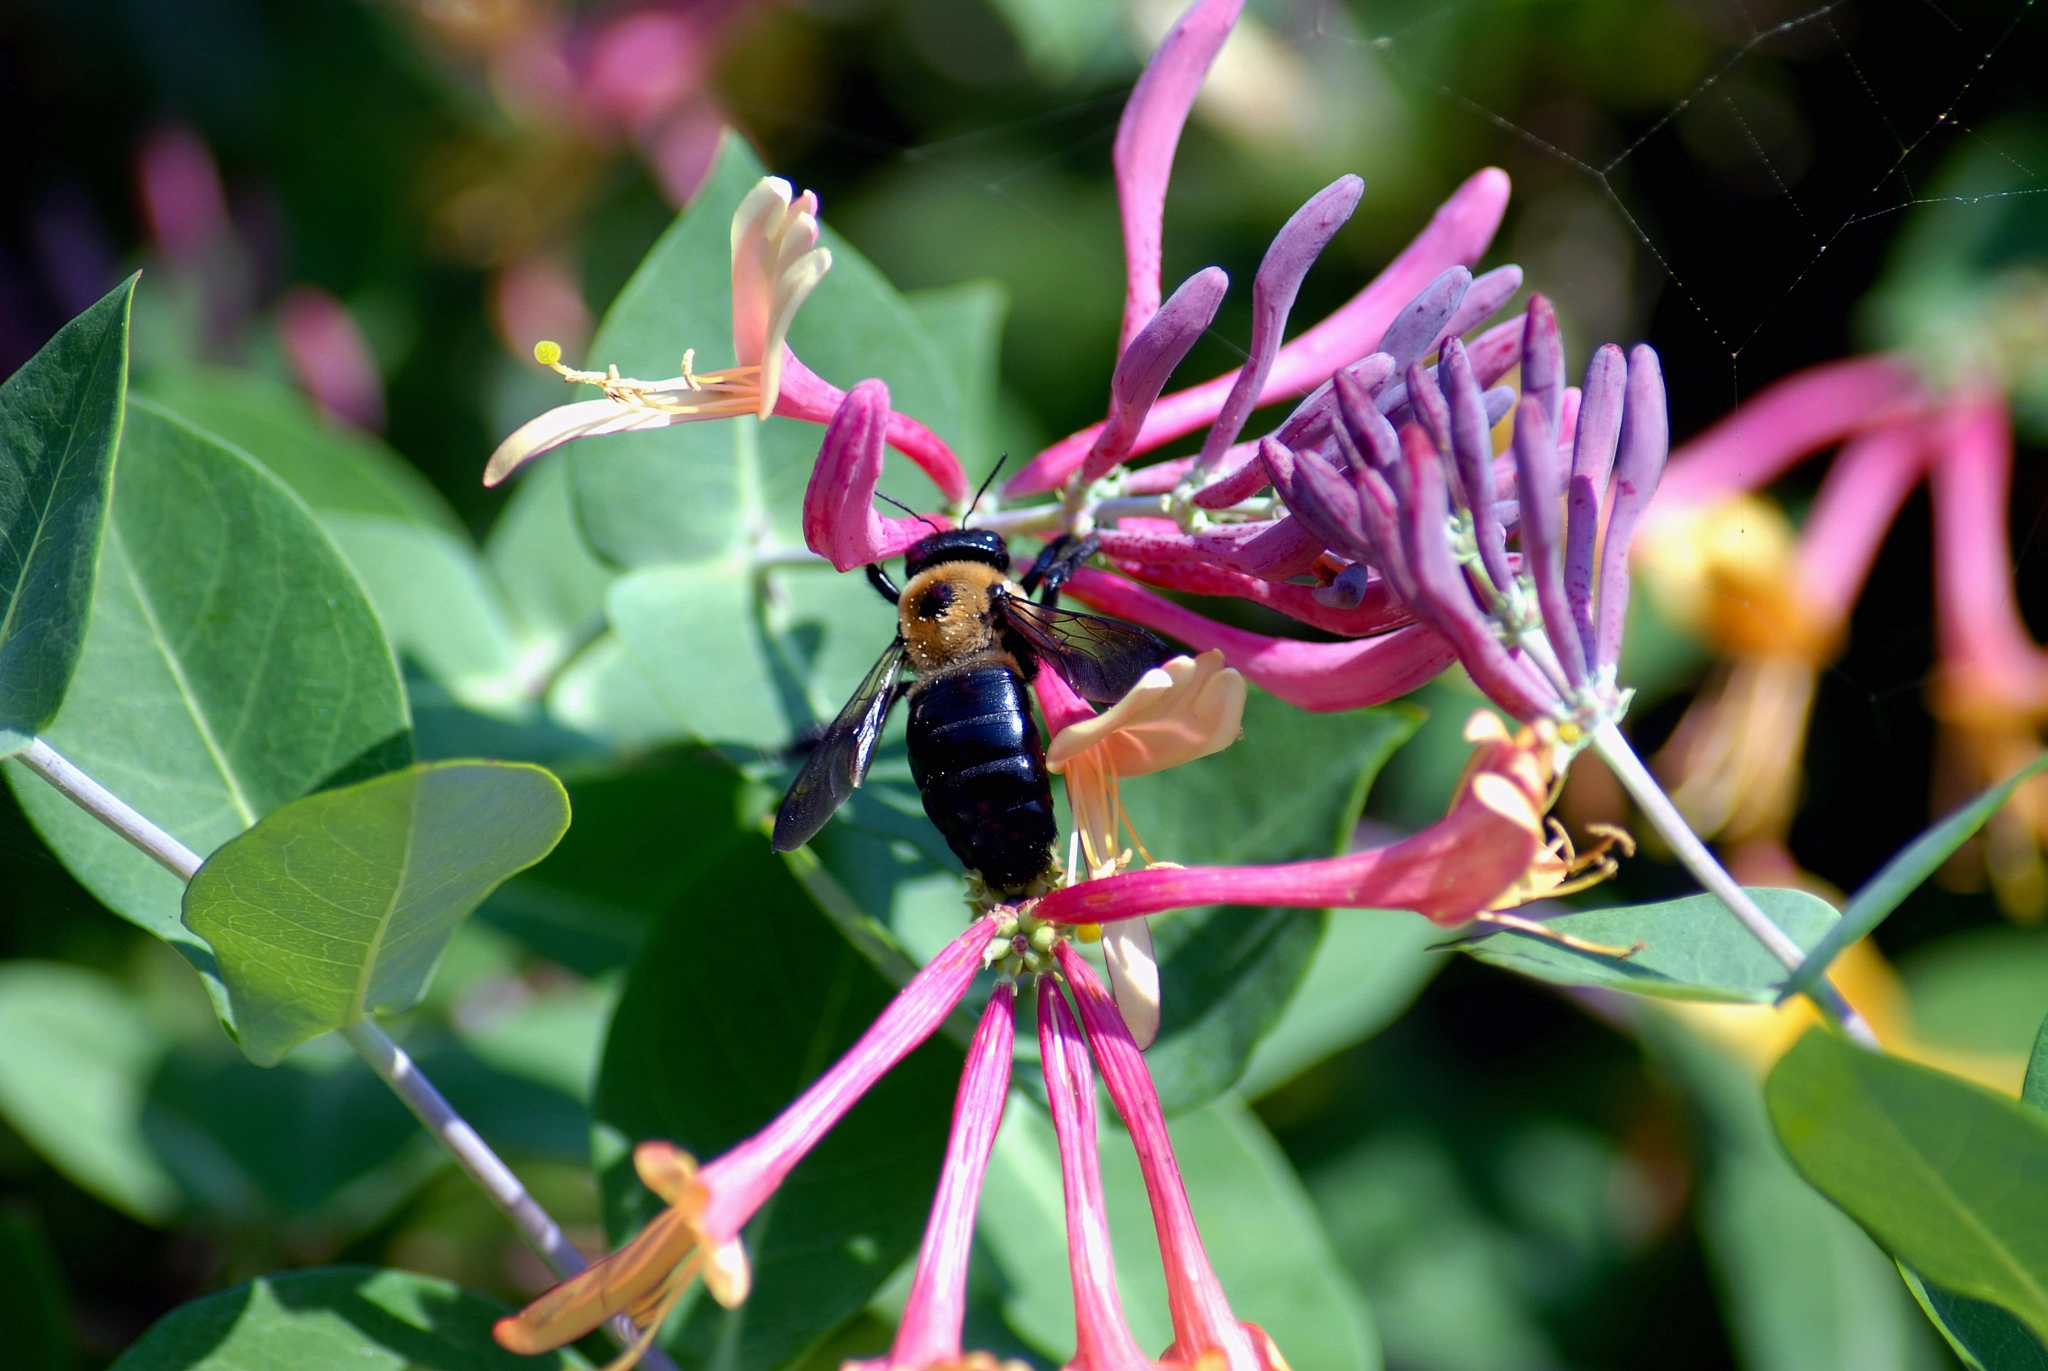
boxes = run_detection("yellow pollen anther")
[533,339,563,367]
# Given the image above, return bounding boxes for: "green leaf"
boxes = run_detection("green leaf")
[141,1039,429,1226]
[136,365,461,533]
[2025,1012,2048,1115]
[1120,693,1421,1114]
[109,1266,583,1371]
[481,747,748,975]
[1902,927,2048,1055]
[0,1207,72,1371]
[1637,1009,1948,1371]
[567,131,962,569]
[1767,1026,2048,1344]
[980,1093,1379,1371]
[321,513,528,715]
[594,834,961,1371]
[1235,908,1444,1099]
[1781,753,2048,1002]
[183,760,570,1065]
[1902,1264,2048,1371]
[481,452,612,669]
[0,275,135,753]
[4,398,412,1015]
[902,281,1007,485]
[607,561,897,752]
[0,961,180,1222]
[1462,887,1839,1002]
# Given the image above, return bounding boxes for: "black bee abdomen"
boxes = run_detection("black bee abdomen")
[906,664,1056,893]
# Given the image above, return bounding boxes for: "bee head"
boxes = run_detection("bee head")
[903,528,1010,579]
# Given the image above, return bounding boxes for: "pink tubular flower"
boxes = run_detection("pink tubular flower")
[1007,164,1513,498]
[1038,975,1170,1371]
[1052,947,1286,1371]
[848,985,1021,1371]
[805,379,957,571]
[1031,711,1560,929]
[484,175,965,501]
[1926,393,2048,915]
[495,913,1000,1365]
[1063,569,1457,712]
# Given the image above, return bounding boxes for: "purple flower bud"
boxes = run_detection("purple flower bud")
[1442,339,1516,597]
[1396,428,1555,720]
[1510,394,1587,687]
[1565,344,1626,660]
[1332,367,1403,474]
[1481,385,1517,428]
[1594,345,1669,672]
[1270,352,1395,456]
[1521,295,1564,438]
[1378,265,1471,373]
[1082,266,1228,484]
[1193,176,1362,477]
[1405,359,1452,455]
[1266,437,1374,565]
[1436,265,1522,348]
[1313,561,1378,609]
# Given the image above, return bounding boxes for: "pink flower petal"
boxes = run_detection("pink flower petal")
[775,353,969,503]
[1056,945,1261,1371]
[1114,0,1246,354]
[1008,167,1512,497]
[1065,568,1456,711]
[803,379,955,571]
[697,914,998,1240]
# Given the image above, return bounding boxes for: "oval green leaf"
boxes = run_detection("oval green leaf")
[183,760,571,1064]
[0,275,136,753]
[1767,1026,2048,1344]
[0,960,179,1222]
[110,1266,583,1371]
[1461,887,1839,1002]
[4,398,412,1013]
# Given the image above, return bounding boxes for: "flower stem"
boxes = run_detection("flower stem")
[1589,722,1880,1048]
[14,738,676,1367]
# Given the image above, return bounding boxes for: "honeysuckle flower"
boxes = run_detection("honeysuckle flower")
[484,176,967,501]
[1265,294,1668,743]
[1034,650,1247,1048]
[1638,417,1927,876]
[1926,392,2048,916]
[805,379,957,572]
[1038,974,1177,1371]
[1031,711,1560,930]
[847,984,1022,1371]
[495,913,1000,1366]
[1053,945,1288,1371]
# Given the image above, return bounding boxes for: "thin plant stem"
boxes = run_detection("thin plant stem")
[1590,722,1881,1049]
[15,738,676,1368]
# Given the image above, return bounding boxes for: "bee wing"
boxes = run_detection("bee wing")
[772,638,907,852]
[997,591,1172,703]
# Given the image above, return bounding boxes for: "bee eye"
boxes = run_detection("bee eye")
[913,582,956,620]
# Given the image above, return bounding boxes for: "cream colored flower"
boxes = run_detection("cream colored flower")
[484,176,832,486]
[1045,649,1246,1048]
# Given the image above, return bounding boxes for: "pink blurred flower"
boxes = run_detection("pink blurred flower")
[276,286,387,432]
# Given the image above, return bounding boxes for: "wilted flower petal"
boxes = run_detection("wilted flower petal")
[730,176,832,418]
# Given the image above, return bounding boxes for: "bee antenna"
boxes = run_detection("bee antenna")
[966,453,1008,518]
[877,492,941,532]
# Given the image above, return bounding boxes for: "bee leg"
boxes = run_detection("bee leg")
[1022,533,1101,604]
[866,562,902,605]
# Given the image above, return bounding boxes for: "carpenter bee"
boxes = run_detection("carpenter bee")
[771,528,1171,895]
